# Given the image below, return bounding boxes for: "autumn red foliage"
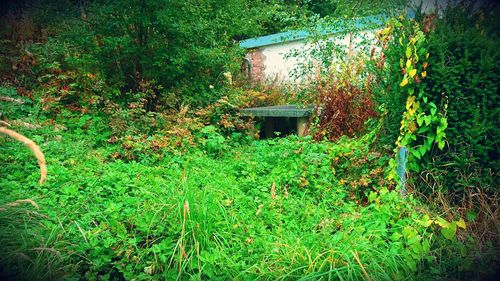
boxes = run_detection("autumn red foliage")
[313,77,377,141]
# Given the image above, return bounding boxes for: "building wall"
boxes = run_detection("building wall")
[246,29,378,83]
[245,49,266,82]
[260,40,306,82]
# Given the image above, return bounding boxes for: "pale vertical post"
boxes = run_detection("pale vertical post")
[396,146,408,197]
[296,116,308,137]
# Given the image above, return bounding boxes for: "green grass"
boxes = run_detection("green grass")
[0,121,447,280]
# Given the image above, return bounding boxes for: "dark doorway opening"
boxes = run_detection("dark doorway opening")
[259,117,297,138]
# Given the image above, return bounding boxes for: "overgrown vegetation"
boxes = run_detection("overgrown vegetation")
[1,0,498,280]
[421,4,499,194]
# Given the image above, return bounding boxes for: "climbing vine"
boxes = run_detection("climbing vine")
[377,15,448,177]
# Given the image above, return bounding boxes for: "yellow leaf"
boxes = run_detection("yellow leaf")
[425,53,429,59]
[409,121,417,132]
[406,46,412,58]
[456,218,466,229]
[421,71,427,78]
[418,215,433,227]
[381,27,391,35]
[408,101,420,116]
[406,96,416,110]
[400,78,409,87]
[435,216,450,228]
[406,59,412,68]
[409,69,417,78]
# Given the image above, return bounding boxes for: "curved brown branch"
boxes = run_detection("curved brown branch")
[0,127,47,184]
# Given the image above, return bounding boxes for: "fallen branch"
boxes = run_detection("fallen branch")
[0,127,47,184]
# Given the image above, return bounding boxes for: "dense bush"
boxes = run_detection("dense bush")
[369,3,498,187]
[421,4,499,193]
[312,57,377,141]
[1,0,314,109]
[365,6,499,275]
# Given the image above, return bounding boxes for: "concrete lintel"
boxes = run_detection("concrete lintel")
[241,105,314,118]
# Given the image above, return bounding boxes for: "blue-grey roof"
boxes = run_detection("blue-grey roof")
[239,15,386,49]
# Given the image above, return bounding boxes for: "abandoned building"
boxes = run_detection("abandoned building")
[239,15,385,83]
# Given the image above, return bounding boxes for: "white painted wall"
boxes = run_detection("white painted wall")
[260,40,306,82]
[256,29,378,82]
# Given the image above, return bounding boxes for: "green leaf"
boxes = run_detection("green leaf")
[441,222,457,240]
[438,140,445,150]
[406,46,412,58]
[422,240,431,254]
[418,126,430,133]
[416,115,424,127]
[427,133,435,144]
[411,149,421,159]
[419,145,427,157]
[411,242,422,254]
[390,232,403,241]
[424,115,432,126]
[440,117,448,128]
[466,211,478,222]
[429,102,437,115]
[435,216,450,228]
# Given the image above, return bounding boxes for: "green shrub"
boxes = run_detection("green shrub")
[422,4,499,193]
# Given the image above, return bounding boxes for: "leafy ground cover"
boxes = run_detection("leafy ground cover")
[1,2,498,280]
[0,100,483,280]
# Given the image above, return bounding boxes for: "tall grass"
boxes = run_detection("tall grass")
[0,200,74,280]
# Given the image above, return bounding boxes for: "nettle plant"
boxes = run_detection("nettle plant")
[377,15,448,176]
